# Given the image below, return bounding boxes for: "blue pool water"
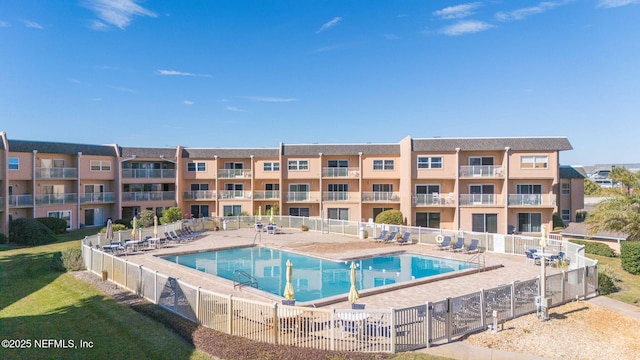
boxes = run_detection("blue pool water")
[162,247,476,302]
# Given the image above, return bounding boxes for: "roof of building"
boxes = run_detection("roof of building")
[282,143,400,156]
[412,137,573,152]
[560,222,628,241]
[119,146,177,159]
[7,139,118,156]
[560,165,586,179]
[181,148,280,159]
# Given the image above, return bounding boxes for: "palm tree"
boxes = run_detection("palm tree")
[586,167,640,241]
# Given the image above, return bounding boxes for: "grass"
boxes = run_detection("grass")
[594,254,640,306]
[0,236,210,360]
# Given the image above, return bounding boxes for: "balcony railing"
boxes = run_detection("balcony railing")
[122,169,176,179]
[361,192,400,202]
[8,195,33,207]
[322,167,360,178]
[35,193,78,206]
[122,191,175,202]
[217,169,252,178]
[36,167,78,179]
[412,194,456,206]
[508,194,557,206]
[183,190,217,200]
[218,190,251,200]
[459,194,504,206]
[286,191,320,202]
[253,190,280,200]
[459,165,504,178]
[79,192,115,204]
[322,191,355,201]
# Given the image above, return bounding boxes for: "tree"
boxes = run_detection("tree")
[160,207,183,225]
[584,178,602,196]
[586,168,640,241]
[138,209,155,227]
[375,209,404,225]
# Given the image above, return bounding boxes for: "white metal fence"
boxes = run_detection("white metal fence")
[81,217,598,353]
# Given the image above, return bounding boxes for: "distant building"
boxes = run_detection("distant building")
[559,165,585,223]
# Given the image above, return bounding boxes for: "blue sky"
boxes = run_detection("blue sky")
[1,0,639,166]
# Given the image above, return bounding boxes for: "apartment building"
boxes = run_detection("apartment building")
[0,131,575,236]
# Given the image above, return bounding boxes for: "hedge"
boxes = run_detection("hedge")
[569,239,616,257]
[35,217,68,234]
[620,241,640,275]
[9,218,58,245]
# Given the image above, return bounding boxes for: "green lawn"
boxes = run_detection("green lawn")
[0,238,210,360]
[594,254,640,306]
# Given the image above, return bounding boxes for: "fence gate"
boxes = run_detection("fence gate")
[394,305,427,352]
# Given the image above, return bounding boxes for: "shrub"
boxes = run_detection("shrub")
[35,217,68,234]
[0,232,7,244]
[113,218,130,227]
[620,241,640,275]
[375,210,404,225]
[569,239,616,257]
[9,218,57,245]
[598,272,618,295]
[161,207,183,224]
[50,251,66,272]
[50,248,85,272]
[575,210,587,223]
[300,225,309,231]
[139,209,155,227]
[552,212,565,229]
[99,223,127,233]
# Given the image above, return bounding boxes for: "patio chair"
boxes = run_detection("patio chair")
[396,232,412,245]
[282,299,296,306]
[435,235,452,250]
[464,239,480,253]
[525,249,537,264]
[351,303,365,310]
[374,230,388,242]
[383,231,398,243]
[448,237,464,251]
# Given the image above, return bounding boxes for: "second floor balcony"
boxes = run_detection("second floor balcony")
[36,167,78,179]
[122,191,175,202]
[122,169,176,179]
[362,192,400,203]
[183,190,217,200]
[218,169,252,178]
[35,193,78,206]
[286,191,320,202]
[322,191,357,202]
[218,190,251,200]
[322,167,360,178]
[79,192,115,204]
[459,194,504,206]
[253,190,280,200]
[508,194,557,207]
[413,193,456,206]
[459,165,504,178]
[8,194,33,207]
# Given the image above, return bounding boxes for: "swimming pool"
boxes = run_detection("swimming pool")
[162,247,477,302]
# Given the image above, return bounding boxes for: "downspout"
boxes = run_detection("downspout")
[77,151,82,229]
[504,147,510,234]
[318,152,323,229]
[455,147,460,230]
[358,151,363,223]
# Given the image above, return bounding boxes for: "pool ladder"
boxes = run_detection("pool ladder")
[465,252,486,272]
[232,270,258,289]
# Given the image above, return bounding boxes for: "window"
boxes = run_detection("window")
[561,183,570,195]
[190,183,209,191]
[561,209,571,222]
[328,184,348,192]
[263,162,280,172]
[469,184,494,204]
[517,184,542,194]
[288,184,309,201]
[289,207,310,217]
[373,184,393,192]
[328,160,348,168]
[224,162,244,169]
[469,156,494,166]
[472,214,498,233]
[521,156,548,169]
[373,160,394,170]
[190,205,209,218]
[517,212,542,233]
[8,157,19,170]
[187,162,206,172]
[417,157,442,169]
[416,212,440,228]
[90,160,111,171]
[327,184,348,200]
[327,208,349,220]
[223,205,242,217]
[48,211,71,230]
[288,160,309,171]
[415,185,440,194]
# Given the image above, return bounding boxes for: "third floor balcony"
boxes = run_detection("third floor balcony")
[218,190,251,200]
[286,191,320,202]
[413,193,456,206]
[79,192,115,204]
[362,192,400,203]
[459,194,504,206]
[8,195,33,207]
[322,191,358,202]
[459,165,504,178]
[322,167,360,178]
[36,167,78,179]
[253,190,280,200]
[35,193,78,206]
[508,194,557,207]
[122,191,175,202]
[218,169,252,178]
[183,190,217,200]
[122,169,176,179]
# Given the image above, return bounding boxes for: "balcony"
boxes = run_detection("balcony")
[218,190,251,200]
[253,190,280,200]
[217,169,252,179]
[122,169,176,179]
[183,190,217,200]
[122,191,176,202]
[8,195,33,207]
[459,194,504,206]
[412,193,455,206]
[79,192,115,204]
[36,167,78,179]
[508,194,557,207]
[286,191,320,202]
[459,165,504,178]
[35,193,78,206]
[322,191,356,201]
[322,167,360,178]
[362,192,400,203]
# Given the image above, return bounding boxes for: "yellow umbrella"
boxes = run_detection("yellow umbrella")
[283,259,295,300]
[257,206,262,221]
[539,224,547,248]
[153,215,158,238]
[131,216,138,241]
[348,262,360,304]
[269,210,275,224]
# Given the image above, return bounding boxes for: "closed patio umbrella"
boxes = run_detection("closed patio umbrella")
[131,216,138,241]
[153,215,158,238]
[105,219,114,242]
[283,259,295,300]
[257,206,262,221]
[348,262,359,304]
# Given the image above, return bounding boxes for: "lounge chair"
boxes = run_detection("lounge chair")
[448,237,464,251]
[351,303,365,310]
[525,249,537,264]
[464,239,480,253]
[383,231,398,243]
[396,232,412,245]
[436,236,452,250]
[374,230,388,242]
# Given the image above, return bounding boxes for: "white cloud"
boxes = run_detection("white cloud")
[0,21,10,28]
[83,0,157,30]
[244,96,297,103]
[225,106,247,112]
[384,33,399,40]
[89,20,110,31]
[156,69,212,77]
[434,2,482,19]
[183,100,194,105]
[22,20,44,29]
[597,0,638,8]
[316,17,342,33]
[495,1,569,21]
[440,20,494,36]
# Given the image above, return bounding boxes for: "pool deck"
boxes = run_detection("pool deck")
[120,228,563,310]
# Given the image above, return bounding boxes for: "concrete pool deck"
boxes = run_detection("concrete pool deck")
[121,228,563,310]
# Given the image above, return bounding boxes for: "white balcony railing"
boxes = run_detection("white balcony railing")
[8,195,33,207]
[508,194,557,206]
[286,191,321,202]
[79,192,115,204]
[322,167,360,178]
[459,194,503,206]
[122,191,175,202]
[217,169,252,178]
[322,191,355,201]
[122,169,176,179]
[412,193,456,206]
[183,190,217,200]
[253,190,280,200]
[218,190,251,200]
[35,167,78,179]
[459,165,504,178]
[35,193,78,205]
[361,192,400,202]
